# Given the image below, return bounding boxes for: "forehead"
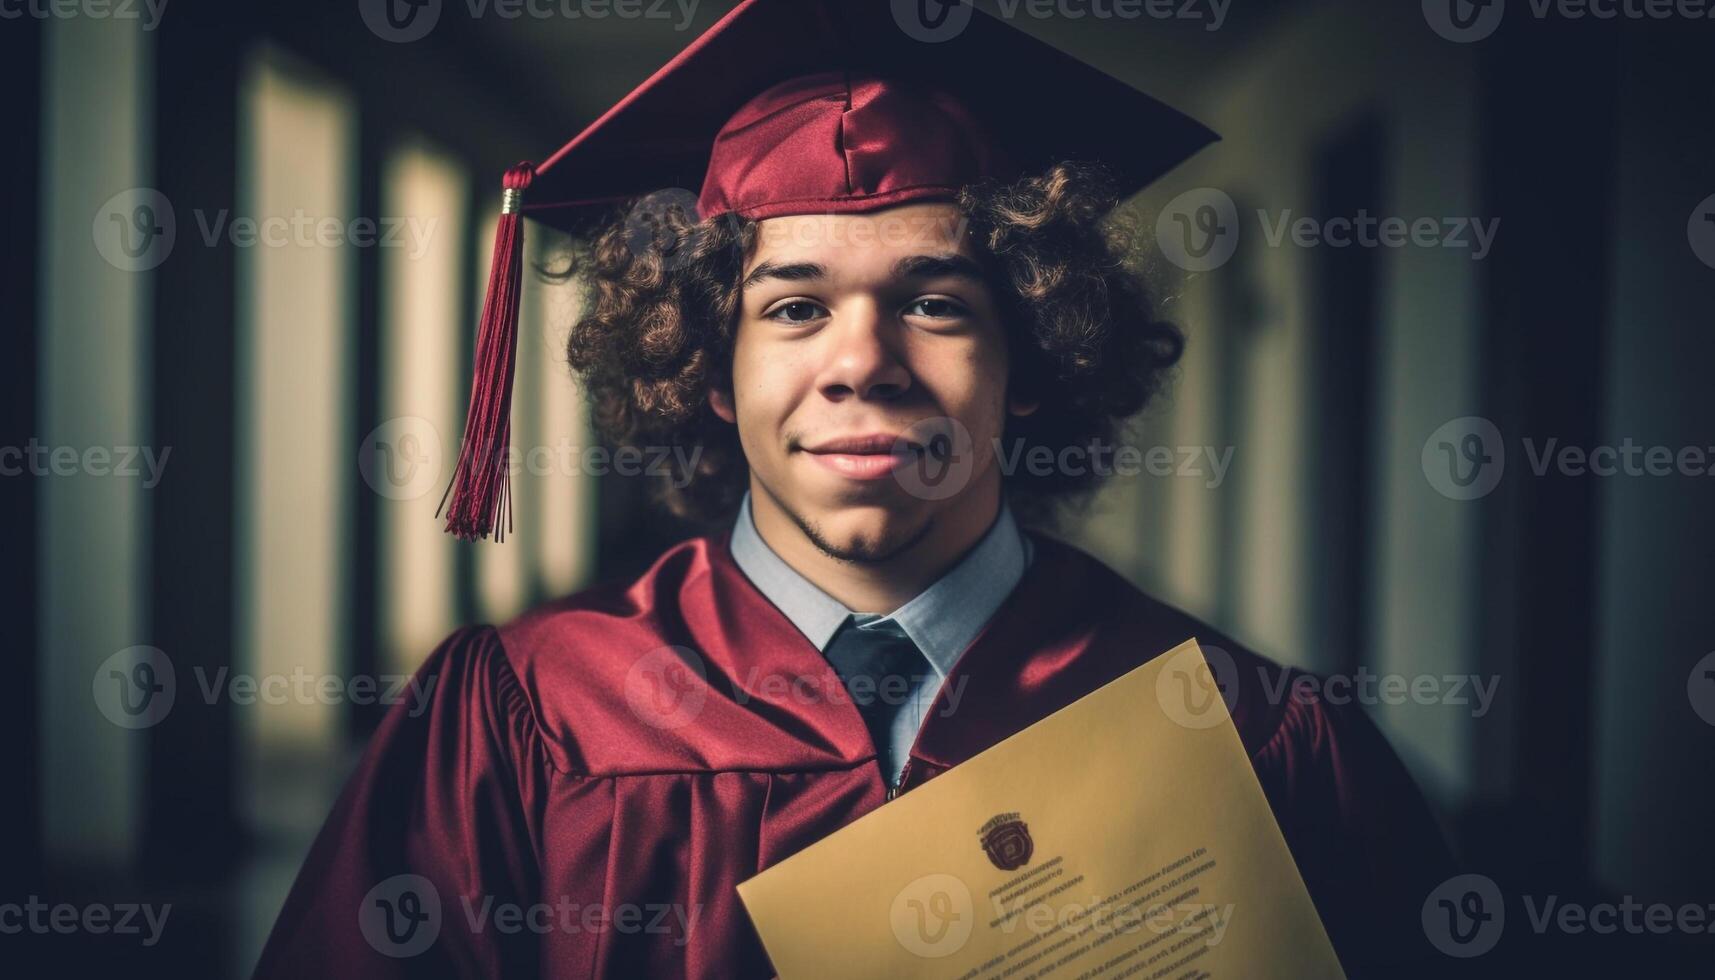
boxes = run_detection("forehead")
[744,202,973,277]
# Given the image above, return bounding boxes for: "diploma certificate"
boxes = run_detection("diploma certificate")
[737,639,1346,980]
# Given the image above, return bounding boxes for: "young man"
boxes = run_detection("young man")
[257,2,1454,977]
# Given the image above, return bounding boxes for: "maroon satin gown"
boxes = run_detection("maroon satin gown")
[254,531,1455,978]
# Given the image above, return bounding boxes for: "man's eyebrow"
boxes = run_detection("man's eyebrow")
[741,260,827,289]
[892,253,986,282]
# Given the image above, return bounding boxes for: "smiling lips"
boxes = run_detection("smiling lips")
[801,432,923,481]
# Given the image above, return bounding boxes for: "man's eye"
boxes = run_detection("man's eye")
[905,297,967,319]
[766,300,826,323]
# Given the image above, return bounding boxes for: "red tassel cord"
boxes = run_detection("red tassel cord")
[439,162,534,541]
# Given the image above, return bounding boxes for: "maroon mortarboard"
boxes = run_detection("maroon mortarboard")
[441,0,1217,541]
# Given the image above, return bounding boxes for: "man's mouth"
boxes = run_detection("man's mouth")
[800,432,925,481]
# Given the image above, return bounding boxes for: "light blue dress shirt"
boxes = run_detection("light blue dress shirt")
[727,490,1035,785]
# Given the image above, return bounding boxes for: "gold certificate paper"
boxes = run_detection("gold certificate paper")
[736,639,1347,980]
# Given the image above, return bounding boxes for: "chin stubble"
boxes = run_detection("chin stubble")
[784,502,936,566]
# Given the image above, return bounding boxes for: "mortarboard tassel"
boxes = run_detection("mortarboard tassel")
[439,161,534,542]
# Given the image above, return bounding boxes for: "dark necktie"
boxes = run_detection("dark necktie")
[823,614,930,788]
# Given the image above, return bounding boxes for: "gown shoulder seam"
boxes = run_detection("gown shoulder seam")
[478,623,576,778]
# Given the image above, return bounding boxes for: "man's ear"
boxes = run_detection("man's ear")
[709,387,737,423]
[1007,391,1039,417]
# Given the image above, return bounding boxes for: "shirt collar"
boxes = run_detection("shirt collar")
[727,490,1034,679]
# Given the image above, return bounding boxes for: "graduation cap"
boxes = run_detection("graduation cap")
[441,0,1217,541]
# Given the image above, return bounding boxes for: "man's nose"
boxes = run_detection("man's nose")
[816,305,911,402]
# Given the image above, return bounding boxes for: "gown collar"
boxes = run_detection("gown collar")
[726,489,1033,685]
[710,519,1091,779]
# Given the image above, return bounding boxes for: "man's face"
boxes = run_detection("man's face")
[710,202,1033,563]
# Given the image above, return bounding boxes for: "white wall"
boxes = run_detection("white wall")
[39,14,151,871]
[377,140,465,669]
[235,49,356,758]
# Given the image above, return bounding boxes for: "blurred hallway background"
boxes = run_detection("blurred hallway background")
[4,0,1712,975]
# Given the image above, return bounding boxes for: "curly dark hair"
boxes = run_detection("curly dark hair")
[562,162,1184,529]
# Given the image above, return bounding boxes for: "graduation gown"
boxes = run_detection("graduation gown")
[254,531,1455,979]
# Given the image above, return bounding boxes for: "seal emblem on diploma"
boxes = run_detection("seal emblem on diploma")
[978,812,1033,871]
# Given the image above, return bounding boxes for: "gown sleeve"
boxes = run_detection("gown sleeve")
[252,625,549,980]
[1254,684,1460,980]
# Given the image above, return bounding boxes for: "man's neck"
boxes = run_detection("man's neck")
[748,480,1003,614]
